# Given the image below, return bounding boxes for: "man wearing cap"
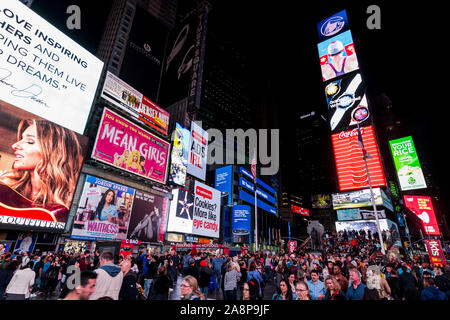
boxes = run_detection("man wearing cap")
[321,40,359,81]
[183,258,199,281]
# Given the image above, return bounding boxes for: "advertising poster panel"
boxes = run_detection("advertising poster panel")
[166,189,194,234]
[325,73,370,132]
[291,205,310,216]
[403,195,440,236]
[187,121,208,181]
[331,125,386,191]
[318,30,359,82]
[0,101,88,232]
[193,181,220,238]
[13,232,37,253]
[311,194,332,208]
[100,72,170,136]
[317,10,350,41]
[288,240,297,254]
[0,0,103,134]
[168,123,190,186]
[215,165,233,206]
[126,190,169,243]
[91,108,170,184]
[389,136,427,191]
[71,175,135,241]
[335,219,389,234]
[332,188,383,210]
[425,239,447,266]
[336,209,362,221]
[232,205,251,243]
[360,209,386,219]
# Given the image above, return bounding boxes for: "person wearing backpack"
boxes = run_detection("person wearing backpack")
[246,261,264,298]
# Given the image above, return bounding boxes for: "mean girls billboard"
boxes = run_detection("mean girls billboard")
[91,108,170,184]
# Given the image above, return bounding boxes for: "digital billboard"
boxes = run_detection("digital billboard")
[336,209,361,221]
[335,219,389,234]
[167,188,194,234]
[331,125,386,191]
[193,181,220,238]
[91,108,170,184]
[425,239,447,266]
[332,188,383,210]
[232,205,251,243]
[0,100,88,232]
[187,121,208,181]
[325,73,370,132]
[403,195,440,236]
[215,165,233,206]
[317,10,350,41]
[101,72,170,136]
[291,205,310,216]
[0,0,103,134]
[360,209,386,220]
[239,190,277,215]
[389,136,427,191]
[311,194,332,208]
[168,123,191,186]
[71,175,135,241]
[318,30,359,82]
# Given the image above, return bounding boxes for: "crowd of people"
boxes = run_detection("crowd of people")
[0,229,449,301]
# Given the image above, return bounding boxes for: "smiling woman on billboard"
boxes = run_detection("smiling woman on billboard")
[0,118,83,222]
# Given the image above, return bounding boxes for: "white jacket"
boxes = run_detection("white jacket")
[6,268,35,298]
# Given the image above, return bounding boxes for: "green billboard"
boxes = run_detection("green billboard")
[389,136,427,191]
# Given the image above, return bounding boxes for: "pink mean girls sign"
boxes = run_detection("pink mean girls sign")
[92,108,170,184]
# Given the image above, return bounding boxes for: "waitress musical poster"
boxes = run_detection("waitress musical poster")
[91,108,170,184]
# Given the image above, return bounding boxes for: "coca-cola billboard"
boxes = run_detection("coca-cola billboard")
[331,125,386,191]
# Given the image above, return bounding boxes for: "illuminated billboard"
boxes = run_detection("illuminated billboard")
[0,0,103,134]
[215,165,233,206]
[335,219,389,234]
[403,195,440,236]
[325,73,370,132]
[317,10,350,41]
[331,125,386,191]
[336,209,362,221]
[232,205,251,243]
[311,194,332,208]
[291,205,309,216]
[168,123,191,186]
[318,30,359,82]
[187,121,208,181]
[389,136,427,191]
[167,188,194,234]
[332,188,383,210]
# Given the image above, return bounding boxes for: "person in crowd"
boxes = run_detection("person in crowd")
[149,265,171,300]
[295,280,311,300]
[399,265,417,299]
[62,270,97,300]
[0,260,20,300]
[242,279,261,301]
[212,253,225,290]
[386,268,401,300]
[264,254,273,283]
[421,277,448,300]
[272,279,297,300]
[346,267,366,300]
[4,261,35,300]
[184,258,199,281]
[307,270,326,300]
[119,259,137,300]
[180,275,204,300]
[144,255,159,298]
[324,275,346,300]
[247,261,264,298]
[287,273,297,293]
[332,264,348,293]
[198,259,213,300]
[89,251,123,300]
[224,261,241,301]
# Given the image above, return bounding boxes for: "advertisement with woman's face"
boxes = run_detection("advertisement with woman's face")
[70,175,135,241]
[0,100,88,232]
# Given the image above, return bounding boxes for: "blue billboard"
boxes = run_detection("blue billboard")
[317,10,350,41]
[239,190,277,215]
[239,177,277,206]
[232,205,251,243]
[215,165,233,206]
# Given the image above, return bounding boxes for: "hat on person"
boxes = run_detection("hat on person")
[328,40,345,55]
[200,260,207,267]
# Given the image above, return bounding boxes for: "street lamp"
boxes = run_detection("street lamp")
[357,123,386,255]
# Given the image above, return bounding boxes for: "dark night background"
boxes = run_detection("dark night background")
[27,0,450,232]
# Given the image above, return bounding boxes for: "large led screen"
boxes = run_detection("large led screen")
[91,108,170,184]
[192,181,220,238]
[389,136,427,191]
[317,10,350,42]
[331,125,386,191]
[71,175,135,241]
[232,205,251,243]
[167,188,194,234]
[318,30,359,82]
[335,219,389,234]
[325,73,370,132]
[0,100,88,232]
[332,188,383,210]
[168,123,191,186]
[215,165,233,206]
[311,194,332,208]
[0,0,103,134]
[403,195,440,236]
[187,121,208,181]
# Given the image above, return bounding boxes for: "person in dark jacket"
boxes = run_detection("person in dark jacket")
[183,259,199,281]
[0,261,20,300]
[399,266,416,299]
[324,276,346,300]
[387,269,401,300]
[198,259,213,300]
[149,265,171,300]
[144,255,159,298]
[119,260,137,300]
[421,277,448,300]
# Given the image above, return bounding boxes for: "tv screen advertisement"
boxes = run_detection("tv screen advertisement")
[232,205,251,243]
[389,136,427,191]
[168,123,191,186]
[91,108,170,184]
[0,101,88,232]
[215,165,233,206]
[192,181,220,238]
[166,188,194,234]
[311,194,332,208]
[318,30,359,82]
[336,209,361,221]
[71,175,135,241]
[335,219,389,234]
[325,73,370,132]
[331,125,386,191]
[187,121,208,181]
[317,10,350,42]
[0,0,104,134]
[126,190,169,243]
[403,195,440,236]
[291,205,309,216]
[332,188,383,210]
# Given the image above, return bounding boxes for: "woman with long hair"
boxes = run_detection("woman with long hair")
[94,189,117,223]
[114,149,130,169]
[0,119,83,221]
[180,275,204,300]
[324,275,346,300]
[272,279,297,300]
[125,150,142,173]
[149,265,171,300]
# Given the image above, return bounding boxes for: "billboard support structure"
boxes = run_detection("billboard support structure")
[357,123,385,255]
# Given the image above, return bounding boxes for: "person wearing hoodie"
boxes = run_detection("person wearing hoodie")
[198,259,213,300]
[89,251,123,300]
[119,259,137,300]
[421,277,448,300]
[144,255,159,297]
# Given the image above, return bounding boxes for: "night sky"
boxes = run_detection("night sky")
[28,0,450,229]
